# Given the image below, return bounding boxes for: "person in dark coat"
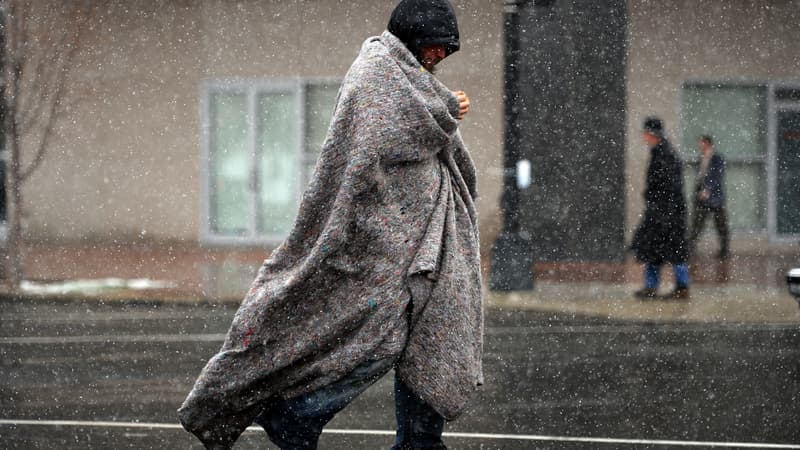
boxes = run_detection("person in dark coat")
[688,134,730,259]
[630,117,691,299]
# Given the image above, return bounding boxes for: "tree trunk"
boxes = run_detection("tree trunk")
[7,124,23,289]
[3,88,23,290]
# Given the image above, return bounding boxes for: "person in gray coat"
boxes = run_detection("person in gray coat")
[688,134,730,260]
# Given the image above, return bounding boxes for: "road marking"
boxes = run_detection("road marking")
[0,311,226,322]
[1,419,798,448]
[4,322,798,345]
[485,324,800,335]
[0,334,227,344]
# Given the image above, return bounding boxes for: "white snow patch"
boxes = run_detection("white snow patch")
[21,278,176,296]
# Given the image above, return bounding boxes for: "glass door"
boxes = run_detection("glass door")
[208,92,250,236]
[206,85,301,243]
[775,108,800,236]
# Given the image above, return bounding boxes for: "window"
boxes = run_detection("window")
[682,82,800,240]
[201,80,339,244]
[774,96,800,237]
[681,84,768,232]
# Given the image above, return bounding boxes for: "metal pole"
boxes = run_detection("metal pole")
[488,0,535,291]
[502,0,521,235]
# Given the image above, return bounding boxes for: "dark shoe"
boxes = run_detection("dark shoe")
[718,249,730,260]
[634,288,658,299]
[663,286,690,300]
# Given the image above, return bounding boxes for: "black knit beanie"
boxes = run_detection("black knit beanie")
[387,0,460,57]
[643,117,664,137]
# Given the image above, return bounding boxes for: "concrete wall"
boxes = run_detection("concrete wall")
[21,0,798,257]
[625,0,800,250]
[20,0,505,250]
[23,1,206,243]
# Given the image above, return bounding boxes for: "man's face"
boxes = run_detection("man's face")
[642,131,660,147]
[419,44,447,71]
[698,139,712,154]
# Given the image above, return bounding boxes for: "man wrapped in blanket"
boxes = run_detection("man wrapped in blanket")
[179,1,481,448]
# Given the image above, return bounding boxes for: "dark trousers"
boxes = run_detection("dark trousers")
[689,204,730,257]
[254,359,446,450]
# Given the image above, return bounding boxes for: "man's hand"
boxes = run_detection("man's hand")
[698,189,710,201]
[454,90,470,120]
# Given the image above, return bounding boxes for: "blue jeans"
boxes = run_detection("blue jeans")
[645,263,690,289]
[254,359,446,450]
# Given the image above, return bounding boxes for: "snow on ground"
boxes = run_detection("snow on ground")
[20,278,176,296]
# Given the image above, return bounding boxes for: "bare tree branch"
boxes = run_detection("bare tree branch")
[2,0,102,288]
[20,35,79,181]
[7,1,31,135]
[17,3,61,134]
[5,2,24,136]
[18,49,50,132]
[8,1,89,182]
[1,0,105,288]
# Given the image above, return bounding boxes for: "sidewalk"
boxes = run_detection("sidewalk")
[3,242,799,324]
[6,278,799,325]
[488,281,800,324]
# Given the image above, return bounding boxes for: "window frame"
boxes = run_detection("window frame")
[199,78,339,246]
[768,82,800,242]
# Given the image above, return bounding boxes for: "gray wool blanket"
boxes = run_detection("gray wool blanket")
[179,30,483,446]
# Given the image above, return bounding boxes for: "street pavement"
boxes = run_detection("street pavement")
[1,288,799,449]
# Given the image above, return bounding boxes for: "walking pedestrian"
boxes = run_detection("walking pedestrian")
[178,1,483,449]
[630,117,691,300]
[688,134,730,260]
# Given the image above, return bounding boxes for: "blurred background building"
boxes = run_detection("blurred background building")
[1,0,798,296]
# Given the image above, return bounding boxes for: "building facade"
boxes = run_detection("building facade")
[2,0,798,290]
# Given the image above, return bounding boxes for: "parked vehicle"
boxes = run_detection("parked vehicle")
[787,268,800,308]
